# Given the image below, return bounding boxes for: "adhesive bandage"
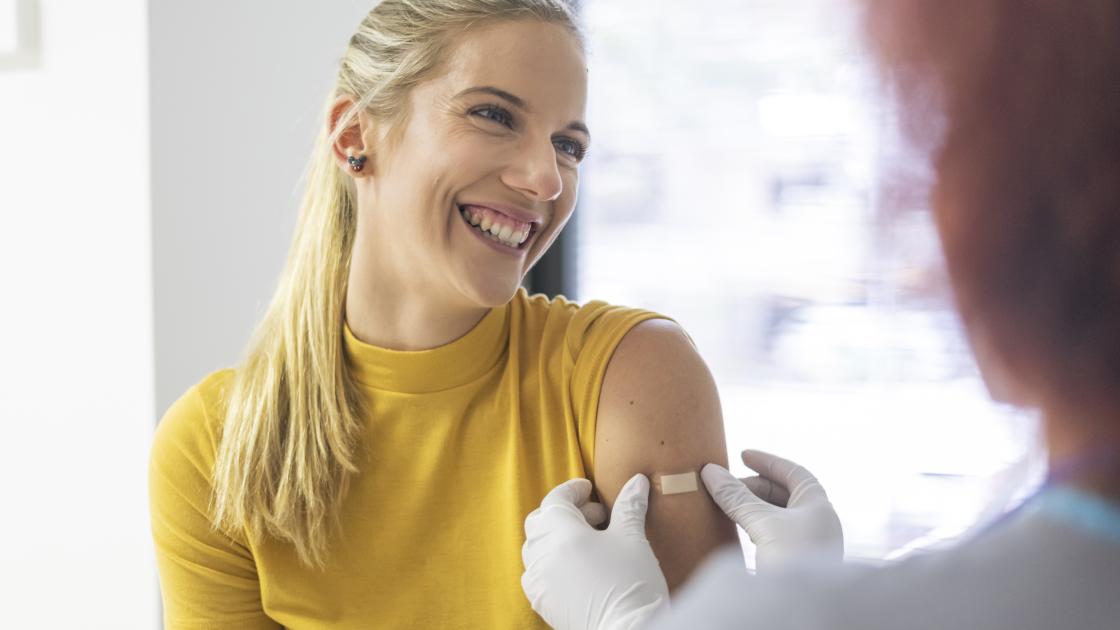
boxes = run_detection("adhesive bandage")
[655,471,699,495]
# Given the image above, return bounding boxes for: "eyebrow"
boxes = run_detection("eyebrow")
[456,85,592,141]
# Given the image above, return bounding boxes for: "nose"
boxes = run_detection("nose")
[501,137,563,203]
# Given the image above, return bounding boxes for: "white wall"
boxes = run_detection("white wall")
[0,1,156,627]
[1,1,374,627]
[149,0,372,416]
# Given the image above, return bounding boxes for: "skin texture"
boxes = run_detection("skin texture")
[332,20,590,350]
[594,319,741,592]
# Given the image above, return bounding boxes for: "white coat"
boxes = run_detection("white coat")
[647,487,1120,630]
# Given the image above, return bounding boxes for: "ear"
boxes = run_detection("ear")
[329,96,374,177]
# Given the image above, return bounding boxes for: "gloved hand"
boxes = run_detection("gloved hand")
[701,450,843,571]
[521,474,669,630]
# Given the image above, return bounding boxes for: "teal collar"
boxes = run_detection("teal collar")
[1029,486,1120,544]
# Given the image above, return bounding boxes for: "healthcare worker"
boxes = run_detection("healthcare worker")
[521,0,1120,628]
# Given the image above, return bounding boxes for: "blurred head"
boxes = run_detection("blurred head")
[215,0,584,569]
[864,0,1120,430]
[333,3,588,308]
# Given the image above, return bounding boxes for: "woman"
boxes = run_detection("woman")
[148,1,735,628]
[521,1,1120,629]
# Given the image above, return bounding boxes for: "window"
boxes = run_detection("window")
[577,0,1044,564]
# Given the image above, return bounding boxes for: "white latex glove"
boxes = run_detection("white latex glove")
[701,450,843,572]
[521,474,669,630]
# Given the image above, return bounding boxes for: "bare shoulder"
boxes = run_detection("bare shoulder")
[599,319,720,436]
[611,318,695,357]
[594,319,739,591]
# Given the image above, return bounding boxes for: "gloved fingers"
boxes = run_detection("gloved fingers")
[701,463,775,524]
[580,501,608,527]
[743,475,790,507]
[541,477,594,510]
[520,535,554,590]
[741,449,829,507]
[519,568,547,614]
[525,506,578,544]
[525,479,598,541]
[607,473,651,538]
[544,478,606,526]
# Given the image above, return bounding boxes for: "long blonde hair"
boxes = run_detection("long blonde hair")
[212,0,583,568]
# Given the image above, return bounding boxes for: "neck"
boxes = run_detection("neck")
[1044,408,1120,503]
[345,235,489,351]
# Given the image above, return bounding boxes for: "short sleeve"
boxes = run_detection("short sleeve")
[566,300,670,477]
[149,375,281,630]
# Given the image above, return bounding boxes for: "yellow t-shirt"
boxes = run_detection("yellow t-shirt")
[150,289,665,629]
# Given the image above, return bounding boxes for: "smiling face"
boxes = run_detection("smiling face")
[355,19,589,309]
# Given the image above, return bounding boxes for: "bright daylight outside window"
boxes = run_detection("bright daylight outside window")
[576,0,1045,564]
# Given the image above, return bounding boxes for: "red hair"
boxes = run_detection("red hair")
[864,0,1120,418]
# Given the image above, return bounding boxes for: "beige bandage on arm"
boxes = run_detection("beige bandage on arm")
[654,471,700,495]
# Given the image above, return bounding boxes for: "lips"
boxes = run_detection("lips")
[459,202,546,228]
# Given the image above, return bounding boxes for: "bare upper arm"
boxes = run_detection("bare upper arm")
[593,319,741,591]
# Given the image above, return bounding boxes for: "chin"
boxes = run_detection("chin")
[459,274,524,308]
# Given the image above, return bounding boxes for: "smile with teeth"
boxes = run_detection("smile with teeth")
[459,204,533,248]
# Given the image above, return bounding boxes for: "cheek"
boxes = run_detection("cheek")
[531,191,578,261]
[381,157,455,224]
[555,173,580,223]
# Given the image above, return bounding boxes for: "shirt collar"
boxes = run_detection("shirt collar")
[343,304,509,394]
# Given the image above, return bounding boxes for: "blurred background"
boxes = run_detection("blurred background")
[0,0,1042,627]
[572,0,1044,567]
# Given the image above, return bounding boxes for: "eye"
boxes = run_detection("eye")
[471,105,514,129]
[554,137,589,162]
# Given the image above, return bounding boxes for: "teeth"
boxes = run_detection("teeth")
[460,206,533,248]
[503,227,531,247]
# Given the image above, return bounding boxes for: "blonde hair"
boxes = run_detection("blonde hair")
[212,0,582,568]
